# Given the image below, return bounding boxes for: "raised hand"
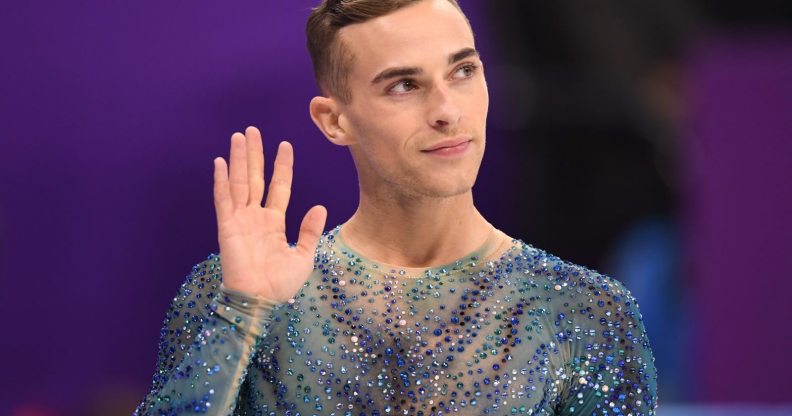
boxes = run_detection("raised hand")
[213,126,327,302]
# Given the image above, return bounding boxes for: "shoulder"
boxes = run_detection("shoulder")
[505,243,659,412]
[511,239,637,296]
[507,240,647,325]
[170,253,224,309]
[157,253,226,325]
[309,225,350,278]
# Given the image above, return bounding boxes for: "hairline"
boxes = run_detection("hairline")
[318,0,471,104]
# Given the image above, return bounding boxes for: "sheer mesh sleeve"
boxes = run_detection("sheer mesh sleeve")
[554,267,659,415]
[135,254,280,415]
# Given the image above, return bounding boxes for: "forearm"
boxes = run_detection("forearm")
[137,284,279,415]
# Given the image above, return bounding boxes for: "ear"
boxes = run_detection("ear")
[309,96,355,146]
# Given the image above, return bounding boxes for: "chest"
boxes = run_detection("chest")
[246,271,566,415]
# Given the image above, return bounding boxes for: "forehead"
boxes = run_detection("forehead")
[337,0,475,78]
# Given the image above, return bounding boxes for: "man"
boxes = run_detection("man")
[136,0,658,414]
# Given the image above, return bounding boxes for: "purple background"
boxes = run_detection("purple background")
[685,32,792,402]
[1,1,791,414]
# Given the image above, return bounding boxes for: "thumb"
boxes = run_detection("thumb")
[296,205,327,256]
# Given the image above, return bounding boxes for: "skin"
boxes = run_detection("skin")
[214,0,510,301]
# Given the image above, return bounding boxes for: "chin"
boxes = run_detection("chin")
[415,179,474,198]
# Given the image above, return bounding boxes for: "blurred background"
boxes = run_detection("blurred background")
[1,0,790,415]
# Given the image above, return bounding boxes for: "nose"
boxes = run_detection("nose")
[426,84,462,130]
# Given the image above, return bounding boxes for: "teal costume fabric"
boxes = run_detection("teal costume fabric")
[137,224,658,415]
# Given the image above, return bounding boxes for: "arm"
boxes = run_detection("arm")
[135,255,280,415]
[558,273,659,415]
[137,126,326,415]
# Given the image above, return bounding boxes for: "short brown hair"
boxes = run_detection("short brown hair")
[306,0,463,103]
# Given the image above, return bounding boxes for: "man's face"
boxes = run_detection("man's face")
[337,0,488,199]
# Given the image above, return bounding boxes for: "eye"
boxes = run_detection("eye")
[388,79,417,95]
[452,63,479,80]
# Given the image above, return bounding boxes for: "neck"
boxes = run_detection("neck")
[340,184,495,269]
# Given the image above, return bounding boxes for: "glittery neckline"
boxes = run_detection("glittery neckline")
[329,223,520,279]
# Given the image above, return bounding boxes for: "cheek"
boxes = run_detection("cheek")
[354,108,411,149]
[348,113,406,168]
[475,80,490,117]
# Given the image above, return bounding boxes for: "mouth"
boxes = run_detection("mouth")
[420,137,473,157]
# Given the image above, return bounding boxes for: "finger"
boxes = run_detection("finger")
[228,132,249,208]
[245,126,265,207]
[263,141,294,213]
[213,157,232,221]
[296,205,327,256]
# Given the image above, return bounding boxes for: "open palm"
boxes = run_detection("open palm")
[213,126,327,302]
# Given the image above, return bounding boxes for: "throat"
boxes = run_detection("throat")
[335,220,503,275]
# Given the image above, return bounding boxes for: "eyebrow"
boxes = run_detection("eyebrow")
[370,47,480,85]
[449,47,479,65]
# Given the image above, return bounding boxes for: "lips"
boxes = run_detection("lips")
[422,137,472,152]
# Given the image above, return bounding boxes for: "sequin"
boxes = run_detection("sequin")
[136,225,658,415]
